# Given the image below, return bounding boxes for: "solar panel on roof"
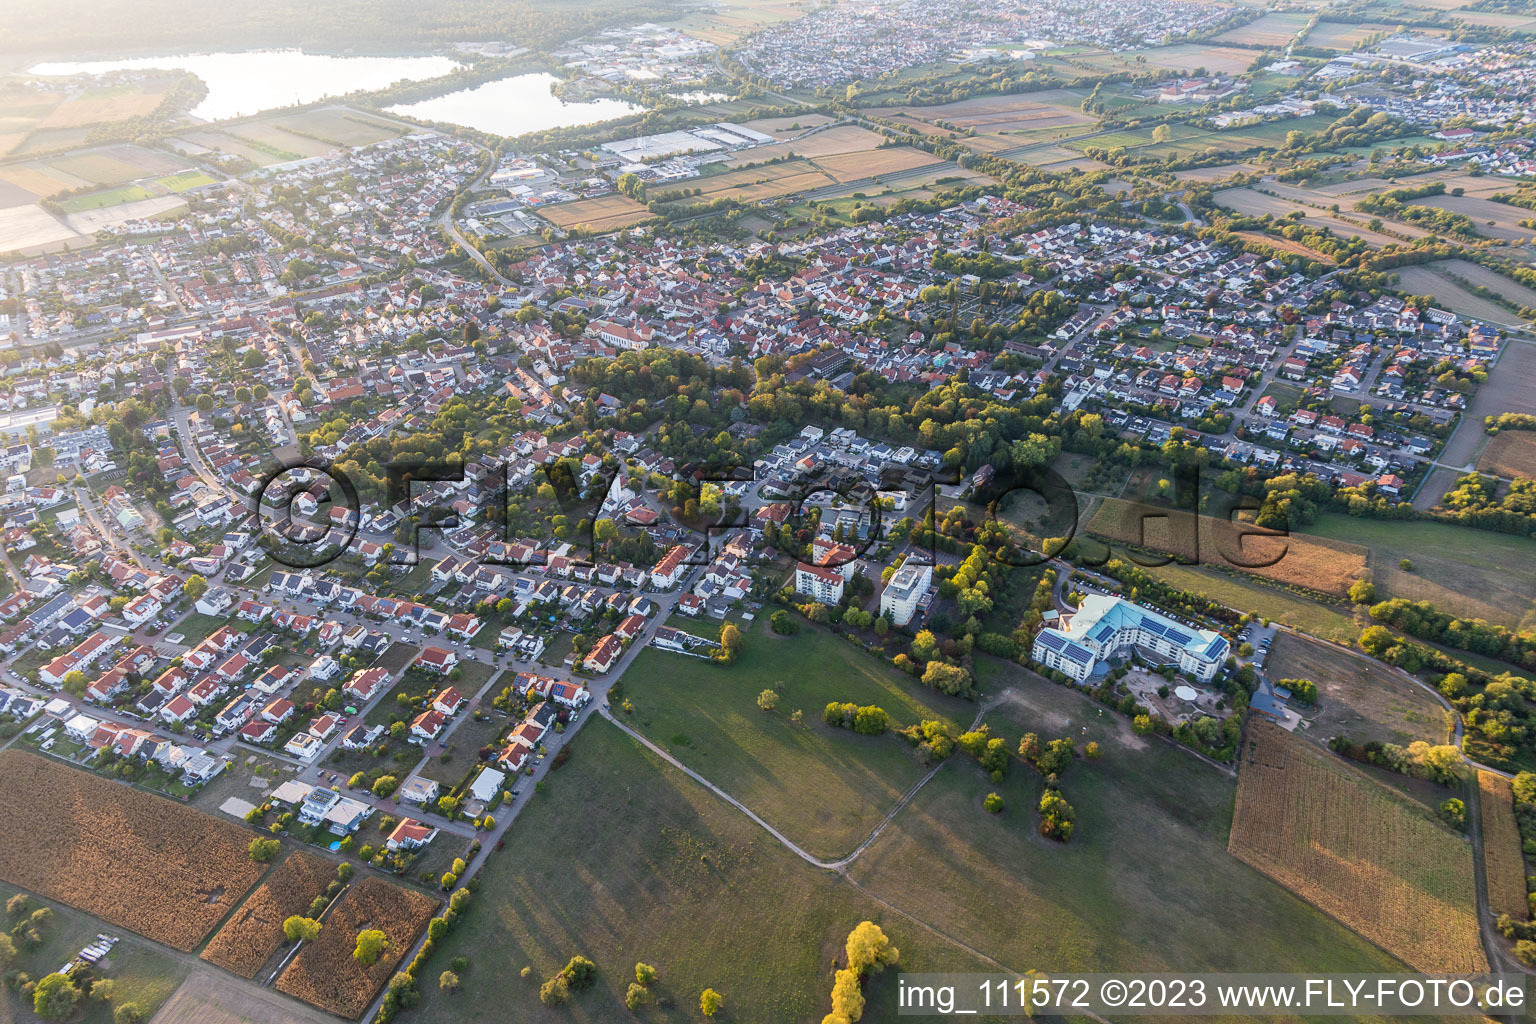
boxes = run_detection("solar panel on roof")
[1164,628,1192,646]
[1140,619,1167,638]
[1037,631,1068,653]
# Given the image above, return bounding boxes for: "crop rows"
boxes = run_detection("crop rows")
[202,850,334,977]
[1229,722,1487,972]
[1477,770,1529,921]
[0,751,266,951]
[276,875,438,1018]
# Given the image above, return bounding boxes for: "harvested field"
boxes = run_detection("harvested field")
[536,194,652,232]
[1088,496,1367,597]
[0,750,266,951]
[1213,11,1311,46]
[1477,770,1527,921]
[1305,21,1401,49]
[1124,44,1259,75]
[202,851,335,977]
[152,969,339,1024]
[727,123,887,165]
[0,203,85,254]
[1453,9,1536,29]
[1174,161,1262,182]
[276,876,437,1018]
[813,145,943,183]
[0,162,90,198]
[1479,430,1536,480]
[739,113,835,138]
[1230,721,1486,973]
[38,83,171,128]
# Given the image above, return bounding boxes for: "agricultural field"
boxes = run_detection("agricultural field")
[151,969,338,1024]
[201,851,337,978]
[669,0,809,45]
[1229,721,1485,973]
[1088,496,1367,597]
[1452,9,1536,30]
[1263,631,1451,747]
[1304,514,1536,631]
[865,90,1096,155]
[537,194,652,232]
[275,876,438,1018]
[738,113,835,139]
[1479,429,1536,481]
[726,123,888,164]
[1213,11,1311,46]
[0,75,185,158]
[0,750,266,952]
[0,202,84,254]
[845,658,1426,1001]
[622,617,973,859]
[1215,184,1431,248]
[1304,21,1401,49]
[1477,770,1528,921]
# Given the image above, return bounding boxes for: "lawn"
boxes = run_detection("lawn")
[1304,513,1536,631]
[0,881,187,1024]
[622,618,974,859]
[845,658,1429,1001]
[396,716,1002,1024]
[620,620,970,859]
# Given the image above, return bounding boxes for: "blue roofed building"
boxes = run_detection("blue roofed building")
[1031,594,1228,683]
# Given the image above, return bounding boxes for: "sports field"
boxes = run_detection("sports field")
[1230,721,1485,974]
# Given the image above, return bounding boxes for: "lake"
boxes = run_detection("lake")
[387,73,641,137]
[29,50,463,121]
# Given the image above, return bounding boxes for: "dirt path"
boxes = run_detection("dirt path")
[599,697,993,870]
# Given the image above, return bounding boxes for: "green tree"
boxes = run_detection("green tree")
[757,689,779,711]
[635,962,658,985]
[183,574,209,602]
[353,929,389,966]
[440,970,460,992]
[1348,579,1377,604]
[248,837,281,862]
[283,916,321,942]
[114,1004,146,1024]
[33,973,79,1021]
[984,791,1004,813]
